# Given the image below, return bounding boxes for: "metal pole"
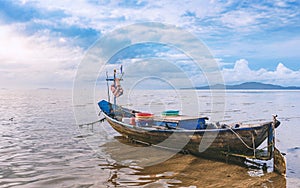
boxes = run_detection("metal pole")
[106,71,110,102]
[113,69,116,111]
[267,117,275,159]
[272,115,286,175]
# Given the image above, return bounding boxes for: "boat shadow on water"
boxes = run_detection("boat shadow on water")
[100,136,286,187]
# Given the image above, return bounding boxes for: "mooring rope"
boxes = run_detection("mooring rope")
[77,111,106,127]
[77,118,106,127]
[225,125,277,160]
[227,126,255,151]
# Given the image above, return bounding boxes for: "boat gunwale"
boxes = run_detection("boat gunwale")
[103,112,271,134]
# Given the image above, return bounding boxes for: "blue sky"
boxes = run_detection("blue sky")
[0,0,300,88]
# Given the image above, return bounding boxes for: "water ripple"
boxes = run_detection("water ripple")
[0,89,299,187]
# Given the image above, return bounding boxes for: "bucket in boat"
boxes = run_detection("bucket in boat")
[162,110,179,116]
[135,112,154,119]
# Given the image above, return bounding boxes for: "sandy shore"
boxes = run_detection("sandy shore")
[103,138,286,187]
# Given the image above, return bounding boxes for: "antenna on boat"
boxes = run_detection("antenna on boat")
[106,71,110,103]
[113,69,117,111]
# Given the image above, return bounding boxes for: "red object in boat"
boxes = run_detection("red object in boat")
[130,117,136,125]
[135,112,154,118]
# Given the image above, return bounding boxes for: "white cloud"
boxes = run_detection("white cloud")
[220,10,262,31]
[21,0,224,34]
[0,24,84,88]
[222,59,300,86]
[17,0,300,36]
[21,0,300,65]
[1,0,299,88]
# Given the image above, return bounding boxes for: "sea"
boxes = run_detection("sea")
[0,89,299,187]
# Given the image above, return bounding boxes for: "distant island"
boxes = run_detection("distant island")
[187,82,300,90]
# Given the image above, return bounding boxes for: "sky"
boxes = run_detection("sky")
[0,0,300,88]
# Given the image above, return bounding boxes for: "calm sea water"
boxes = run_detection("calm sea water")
[0,89,299,187]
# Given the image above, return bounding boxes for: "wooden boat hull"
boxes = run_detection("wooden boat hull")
[103,112,273,159]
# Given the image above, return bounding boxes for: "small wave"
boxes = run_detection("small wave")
[287,147,300,153]
[74,134,94,139]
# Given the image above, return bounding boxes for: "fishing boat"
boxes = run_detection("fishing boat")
[98,68,286,175]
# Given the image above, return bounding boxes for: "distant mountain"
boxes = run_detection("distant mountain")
[192,82,300,90]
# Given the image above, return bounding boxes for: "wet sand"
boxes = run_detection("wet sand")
[102,137,286,187]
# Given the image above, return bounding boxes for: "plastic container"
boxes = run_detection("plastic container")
[135,112,154,119]
[135,112,153,119]
[162,110,179,116]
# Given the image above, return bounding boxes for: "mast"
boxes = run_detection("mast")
[113,69,117,111]
[105,66,123,112]
[106,71,110,103]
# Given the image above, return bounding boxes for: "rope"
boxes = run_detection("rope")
[259,143,274,150]
[77,119,105,127]
[78,111,105,127]
[227,126,255,150]
[77,112,106,127]
[227,126,277,159]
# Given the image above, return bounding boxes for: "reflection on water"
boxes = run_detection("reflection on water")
[0,89,299,187]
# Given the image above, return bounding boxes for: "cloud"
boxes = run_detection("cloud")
[7,1,300,50]
[1,0,300,88]
[222,59,300,86]
[13,0,224,35]
[220,10,261,31]
[0,24,83,88]
[10,0,300,40]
